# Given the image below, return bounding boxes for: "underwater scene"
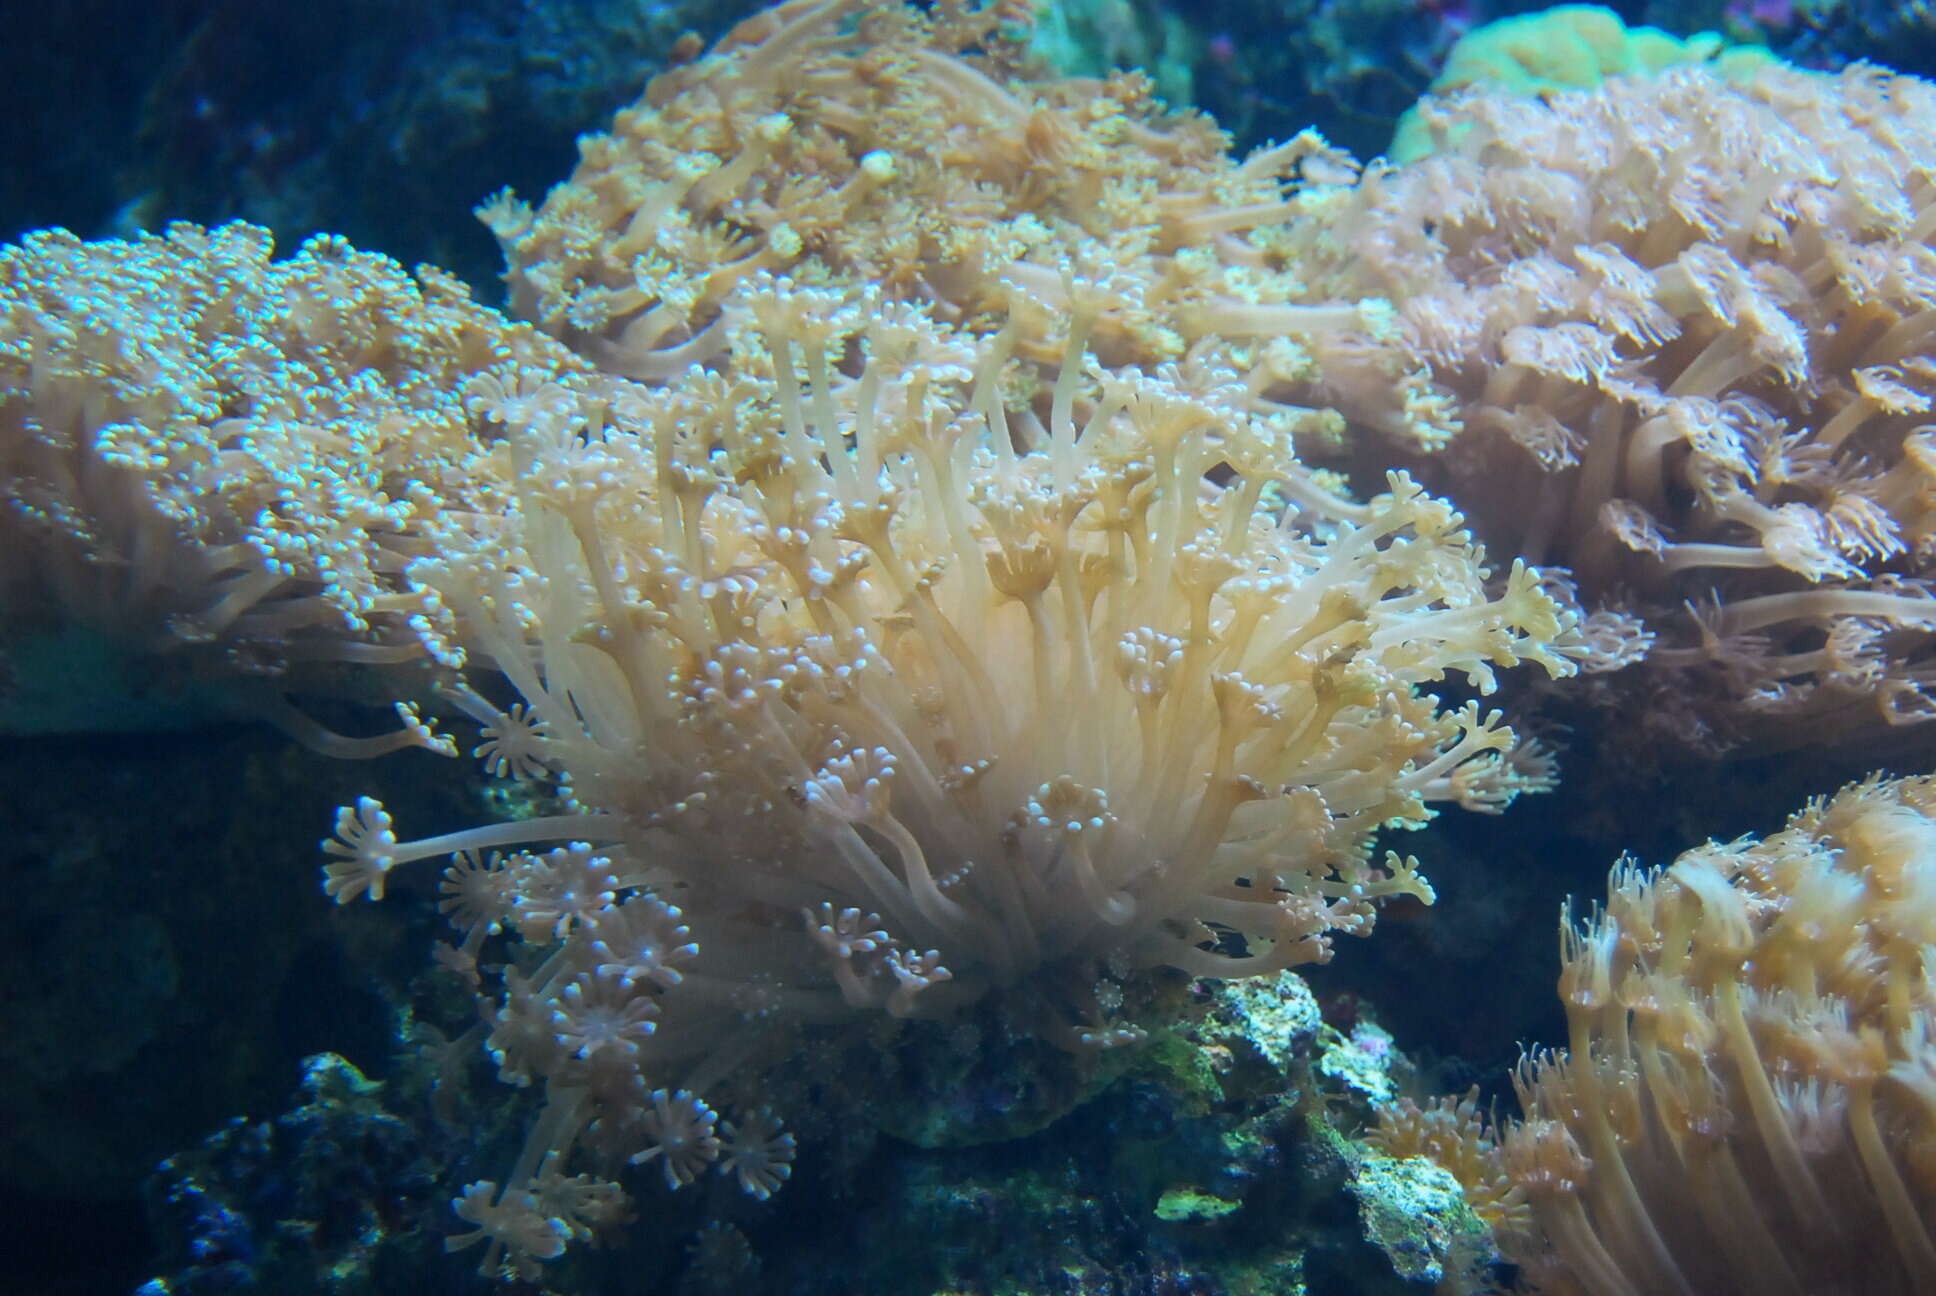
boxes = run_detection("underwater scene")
[6,1,1936,1293]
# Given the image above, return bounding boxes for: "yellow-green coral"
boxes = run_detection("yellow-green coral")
[1390,4,1775,162]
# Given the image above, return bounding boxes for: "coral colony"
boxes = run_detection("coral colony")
[6,1,1936,1290]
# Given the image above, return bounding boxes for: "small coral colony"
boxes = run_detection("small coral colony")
[5,1,1936,1290]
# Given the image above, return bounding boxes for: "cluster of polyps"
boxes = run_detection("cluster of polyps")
[325,277,1572,1276]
